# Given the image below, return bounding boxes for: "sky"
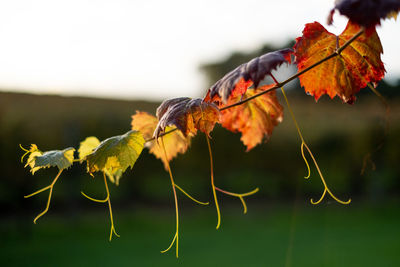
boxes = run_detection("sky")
[0,0,399,101]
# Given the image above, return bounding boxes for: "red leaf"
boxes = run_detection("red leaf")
[294,21,385,104]
[213,85,283,151]
[154,97,220,139]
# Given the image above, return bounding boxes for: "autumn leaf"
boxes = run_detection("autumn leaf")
[131,111,191,170]
[86,130,145,180]
[78,137,101,161]
[205,49,293,103]
[154,97,220,139]
[22,144,75,174]
[131,111,159,141]
[328,0,400,28]
[216,85,283,151]
[20,144,76,223]
[294,21,385,104]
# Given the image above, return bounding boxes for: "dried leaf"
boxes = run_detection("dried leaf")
[131,111,190,170]
[329,0,400,28]
[154,98,220,139]
[294,21,385,104]
[206,49,293,103]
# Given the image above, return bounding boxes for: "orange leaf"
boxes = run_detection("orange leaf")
[154,98,220,139]
[131,111,190,170]
[217,85,283,151]
[294,21,385,104]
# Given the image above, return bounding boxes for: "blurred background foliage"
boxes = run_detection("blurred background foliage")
[1,42,400,266]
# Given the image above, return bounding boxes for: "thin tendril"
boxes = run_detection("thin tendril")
[279,86,310,179]
[24,185,51,198]
[214,187,259,197]
[159,137,179,258]
[239,197,247,214]
[214,187,259,214]
[103,172,120,241]
[206,135,259,220]
[161,233,177,254]
[174,184,209,205]
[205,134,221,229]
[19,144,31,163]
[81,172,119,241]
[19,144,30,152]
[24,170,63,224]
[303,143,351,205]
[301,143,311,179]
[360,83,390,175]
[80,191,108,203]
[280,86,350,205]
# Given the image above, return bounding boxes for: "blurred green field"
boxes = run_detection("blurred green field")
[2,200,399,267]
[1,89,400,266]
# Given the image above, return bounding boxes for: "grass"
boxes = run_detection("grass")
[2,200,399,267]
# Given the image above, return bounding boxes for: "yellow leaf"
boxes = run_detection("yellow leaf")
[78,137,100,161]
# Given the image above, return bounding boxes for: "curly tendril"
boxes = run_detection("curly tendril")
[81,172,120,241]
[24,169,63,223]
[279,84,351,205]
[159,136,209,258]
[205,134,259,229]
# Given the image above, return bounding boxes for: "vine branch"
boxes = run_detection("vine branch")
[144,27,365,144]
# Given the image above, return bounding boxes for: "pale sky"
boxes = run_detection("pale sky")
[0,0,398,101]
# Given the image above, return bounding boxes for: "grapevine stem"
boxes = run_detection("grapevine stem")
[160,137,179,258]
[280,86,350,205]
[24,169,63,224]
[144,28,365,143]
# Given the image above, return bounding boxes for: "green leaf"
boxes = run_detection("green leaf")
[78,136,101,161]
[29,147,75,174]
[86,130,145,181]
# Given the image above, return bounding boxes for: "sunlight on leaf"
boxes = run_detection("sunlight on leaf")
[86,130,145,183]
[294,21,385,104]
[20,144,75,223]
[132,111,191,170]
[21,144,75,174]
[78,136,100,161]
[207,84,283,151]
[154,97,220,139]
